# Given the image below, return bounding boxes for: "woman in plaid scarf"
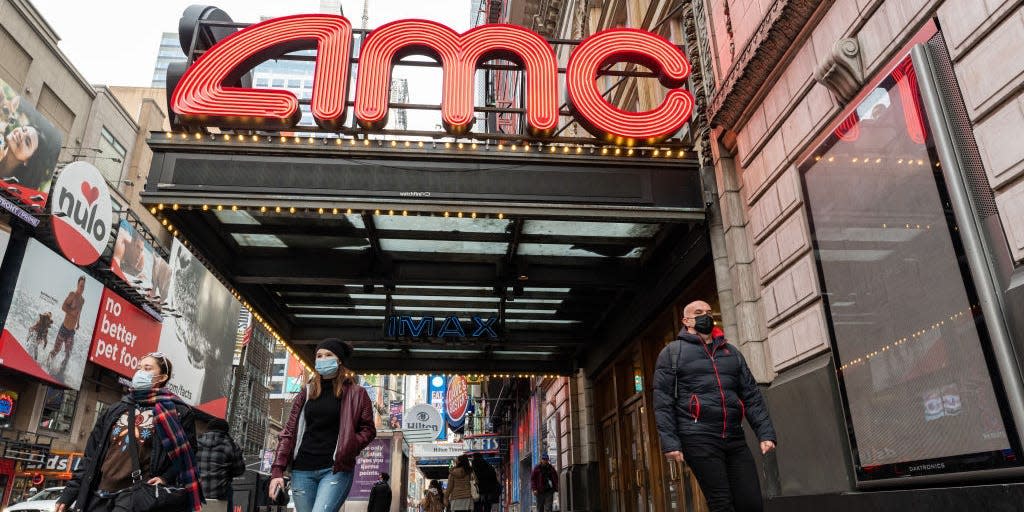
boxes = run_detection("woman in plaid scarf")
[57,353,203,512]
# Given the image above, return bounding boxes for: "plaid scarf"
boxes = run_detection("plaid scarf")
[132,388,204,511]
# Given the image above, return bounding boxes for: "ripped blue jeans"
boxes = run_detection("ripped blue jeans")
[291,468,354,512]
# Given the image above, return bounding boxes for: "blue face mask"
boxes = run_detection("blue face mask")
[132,370,155,390]
[315,358,339,377]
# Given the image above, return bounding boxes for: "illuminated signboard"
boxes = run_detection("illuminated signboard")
[384,314,498,340]
[170,15,693,144]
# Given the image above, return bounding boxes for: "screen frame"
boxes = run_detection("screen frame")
[795,20,1024,487]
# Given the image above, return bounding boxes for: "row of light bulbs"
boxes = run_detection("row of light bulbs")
[813,154,939,167]
[163,131,689,159]
[837,307,975,373]
[152,203,508,220]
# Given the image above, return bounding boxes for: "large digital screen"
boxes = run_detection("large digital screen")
[800,54,1014,480]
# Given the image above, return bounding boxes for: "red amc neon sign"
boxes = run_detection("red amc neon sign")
[171,14,694,144]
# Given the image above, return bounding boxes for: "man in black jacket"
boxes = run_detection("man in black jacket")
[197,418,246,512]
[654,300,776,512]
[367,472,392,512]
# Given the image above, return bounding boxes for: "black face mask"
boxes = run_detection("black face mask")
[693,314,714,335]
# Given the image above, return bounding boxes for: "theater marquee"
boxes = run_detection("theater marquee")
[169,14,694,144]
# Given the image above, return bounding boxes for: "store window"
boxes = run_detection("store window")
[800,54,1014,480]
[39,387,77,433]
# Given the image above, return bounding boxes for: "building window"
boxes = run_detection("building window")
[39,387,78,433]
[800,54,1013,480]
[96,127,127,185]
[255,78,269,88]
[92,401,109,429]
[271,78,285,88]
[287,79,301,89]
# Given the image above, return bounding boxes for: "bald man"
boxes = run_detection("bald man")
[653,300,776,512]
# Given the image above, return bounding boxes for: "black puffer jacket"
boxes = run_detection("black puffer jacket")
[653,327,776,453]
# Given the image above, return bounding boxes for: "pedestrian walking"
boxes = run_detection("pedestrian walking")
[653,300,777,512]
[366,472,392,512]
[197,418,245,512]
[471,453,499,512]
[268,338,376,512]
[55,352,202,512]
[530,454,557,512]
[419,481,445,512]
[445,455,474,512]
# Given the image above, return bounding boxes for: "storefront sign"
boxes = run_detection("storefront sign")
[349,438,392,500]
[0,240,103,389]
[401,403,444,444]
[384,314,498,339]
[22,452,83,474]
[446,375,469,430]
[0,390,17,419]
[171,15,693,143]
[0,77,63,210]
[411,442,466,459]
[465,434,500,453]
[89,289,163,378]
[50,162,112,266]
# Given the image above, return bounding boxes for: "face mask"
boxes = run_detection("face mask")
[693,314,714,335]
[315,358,339,376]
[131,370,155,390]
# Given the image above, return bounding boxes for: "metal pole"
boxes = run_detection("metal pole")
[911,44,1024,446]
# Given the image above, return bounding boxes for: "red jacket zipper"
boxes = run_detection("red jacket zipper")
[690,394,701,422]
[702,341,728,438]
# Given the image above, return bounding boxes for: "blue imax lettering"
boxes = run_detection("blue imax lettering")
[385,315,499,340]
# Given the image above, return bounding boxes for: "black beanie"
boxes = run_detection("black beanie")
[209,418,229,432]
[317,338,354,363]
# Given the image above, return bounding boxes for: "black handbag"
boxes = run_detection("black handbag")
[126,406,192,512]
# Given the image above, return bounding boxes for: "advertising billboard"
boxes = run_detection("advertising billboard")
[428,374,447,441]
[89,288,162,378]
[348,438,392,500]
[158,239,241,417]
[0,240,102,389]
[0,78,63,209]
[111,219,172,305]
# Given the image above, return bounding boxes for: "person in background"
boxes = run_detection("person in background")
[420,480,445,512]
[530,454,558,512]
[56,353,202,512]
[471,453,499,512]
[197,418,245,512]
[445,455,474,512]
[366,472,392,512]
[268,339,376,512]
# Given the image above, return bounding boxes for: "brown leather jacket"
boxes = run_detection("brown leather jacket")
[271,379,376,478]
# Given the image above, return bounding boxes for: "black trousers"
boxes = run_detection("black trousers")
[681,435,763,512]
[88,491,132,512]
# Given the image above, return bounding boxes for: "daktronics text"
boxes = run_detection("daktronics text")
[170,15,694,143]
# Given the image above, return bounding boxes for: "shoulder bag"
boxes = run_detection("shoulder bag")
[126,406,191,512]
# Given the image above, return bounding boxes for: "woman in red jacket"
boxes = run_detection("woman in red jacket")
[269,339,376,512]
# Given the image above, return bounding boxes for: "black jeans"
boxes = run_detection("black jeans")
[681,435,763,512]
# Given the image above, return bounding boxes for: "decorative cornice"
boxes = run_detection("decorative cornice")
[708,0,824,131]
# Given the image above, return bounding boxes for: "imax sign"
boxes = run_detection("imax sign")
[385,315,498,340]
